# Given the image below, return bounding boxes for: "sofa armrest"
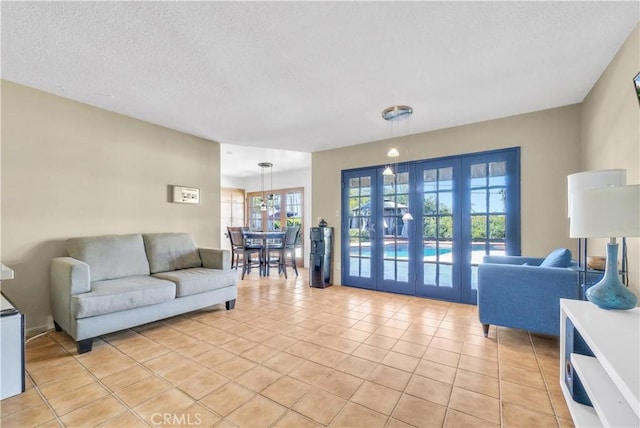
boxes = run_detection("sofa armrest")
[481,255,544,266]
[50,257,90,333]
[200,248,231,270]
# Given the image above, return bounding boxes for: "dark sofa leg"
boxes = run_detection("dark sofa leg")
[226,299,236,310]
[482,324,490,337]
[54,321,62,332]
[76,338,93,354]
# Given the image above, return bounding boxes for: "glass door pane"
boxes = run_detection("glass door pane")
[342,170,376,289]
[416,163,460,301]
[377,169,414,295]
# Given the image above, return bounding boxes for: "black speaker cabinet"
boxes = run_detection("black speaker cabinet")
[564,317,594,406]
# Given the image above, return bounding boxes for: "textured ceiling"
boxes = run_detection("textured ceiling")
[2,2,638,176]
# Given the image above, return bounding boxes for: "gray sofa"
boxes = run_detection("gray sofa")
[50,233,238,353]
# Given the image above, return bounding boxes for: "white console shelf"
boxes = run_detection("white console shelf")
[560,299,639,428]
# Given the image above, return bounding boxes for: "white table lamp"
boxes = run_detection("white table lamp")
[570,184,639,309]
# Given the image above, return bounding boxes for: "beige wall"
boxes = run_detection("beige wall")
[1,81,222,332]
[581,24,640,299]
[313,105,582,285]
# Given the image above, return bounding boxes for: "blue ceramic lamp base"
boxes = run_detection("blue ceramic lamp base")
[586,243,637,310]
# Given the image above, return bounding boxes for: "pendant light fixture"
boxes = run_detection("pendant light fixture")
[382,105,414,221]
[381,105,412,177]
[258,162,273,212]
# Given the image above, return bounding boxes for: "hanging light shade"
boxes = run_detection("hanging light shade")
[258,162,273,212]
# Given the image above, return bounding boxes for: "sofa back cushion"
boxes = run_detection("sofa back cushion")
[143,233,202,274]
[67,234,150,281]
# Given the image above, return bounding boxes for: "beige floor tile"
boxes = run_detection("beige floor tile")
[500,363,546,389]
[273,410,322,428]
[423,346,461,368]
[502,401,559,428]
[214,356,258,379]
[381,351,420,373]
[262,333,298,350]
[240,343,280,363]
[99,364,152,393]
[351,381,402,416]
[454,369,500,398]
[116,375,172,408]
[391,340,428,358]
[261,376,312,407]
[458,354,498,377]
[429,337,464,354]
[200,382,255,417]
[387,417,415,428]
[293,389,347,425]
[309,347,349,368]
[318,370,364,399]
[96,410,148,428]
[405,374,452,406]
[29,359,87,386]
[18,272,572,428]
[174,340,215,359]
[448,386,500,424]
[133,388,195,425]
[194,347,235,368]
[289,360,332,385]
[444,408,500,427]
[48,382,109,416]
[176,369,228,400]
[392,394,447,428]
[367,365,412,391]
[263,351,305,373]
[335,355,378,379]
[287,341,322,359]
[340,328,372,343]
[227,395,287,427]
[143,352,187,374]
[461,342,498,361]
[364,333,398,350]
[220,336,259,354]
[352,343,389,362]
[0,388,45,416]
[501,380,554,414]
[160,360,208,385]
[235,365,282,392]
[1,403,56,428]
[60,396,127,428]
[331,402,389,428]
[414,359,457,384]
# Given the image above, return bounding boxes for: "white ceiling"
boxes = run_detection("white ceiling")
[2,2,638,177]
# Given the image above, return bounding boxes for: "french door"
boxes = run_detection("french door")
[342,148,520,304]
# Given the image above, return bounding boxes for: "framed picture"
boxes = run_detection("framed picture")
[634,71,640,105]
[172,185,200,204]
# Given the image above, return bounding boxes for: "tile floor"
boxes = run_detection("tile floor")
[1,268,574,427]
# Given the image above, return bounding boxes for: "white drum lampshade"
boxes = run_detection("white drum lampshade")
[567,169,626,218]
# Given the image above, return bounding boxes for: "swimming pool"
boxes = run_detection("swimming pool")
[350,242,500,258]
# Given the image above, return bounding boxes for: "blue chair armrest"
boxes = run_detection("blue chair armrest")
[477,263,580,336]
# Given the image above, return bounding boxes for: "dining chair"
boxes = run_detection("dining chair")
[266,226,300,278]
[227,227,262,277]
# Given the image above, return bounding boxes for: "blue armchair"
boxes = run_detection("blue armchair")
[477,254,601,337]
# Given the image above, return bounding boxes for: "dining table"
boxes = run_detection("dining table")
[242,231,286,276]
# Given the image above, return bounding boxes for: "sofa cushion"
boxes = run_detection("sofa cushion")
[143,233,202,274]
[71,275,176,319]
[152,268,238,297]
[540,248,572,268]
[67,234,150,282]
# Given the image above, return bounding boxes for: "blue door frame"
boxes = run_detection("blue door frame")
[342,147,520,305]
